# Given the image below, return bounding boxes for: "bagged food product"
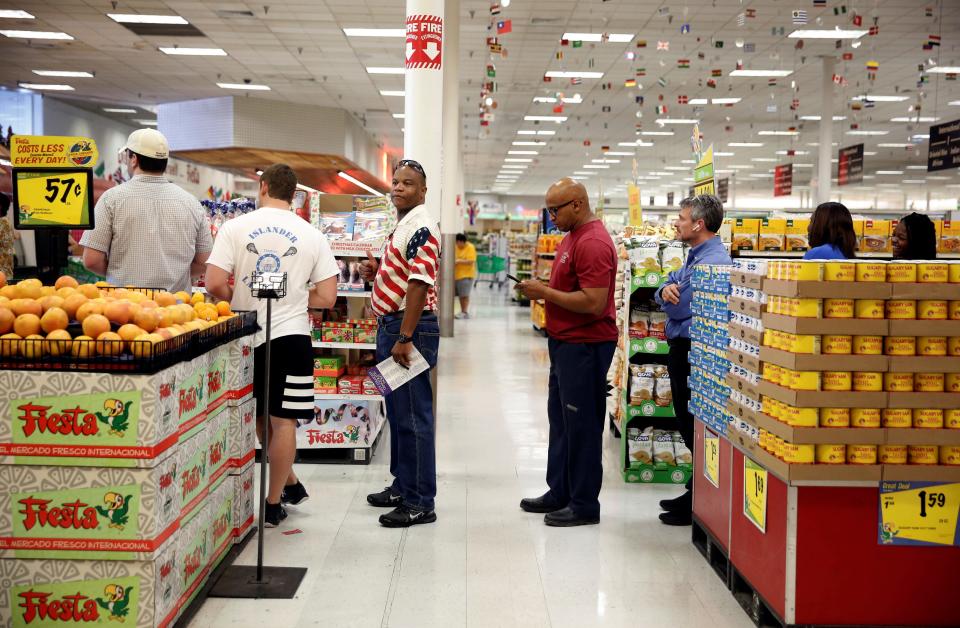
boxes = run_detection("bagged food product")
[630,365,655,404]
[660,241,685,272]
[648,311,668,340]
[631,238,661,273]
[655,372,673,407]
[629,305,651,338]
[653,429,677,466]
[628,426,654,464]
[672,431,692,465]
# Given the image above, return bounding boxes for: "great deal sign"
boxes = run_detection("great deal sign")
[406,14,443,70]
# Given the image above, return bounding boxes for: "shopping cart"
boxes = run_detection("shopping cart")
[475,254,507,288]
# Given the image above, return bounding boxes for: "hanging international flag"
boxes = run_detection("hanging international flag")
[553,105,564,114]
[657,76,667,87]
[768,78,777,87]
[926,6,934,17]
[677,59,690,68]
[543,75,552,82]
[834,5,847,15]
[744,42,756,53]
[572,40,583,48]
[698,52,706,59]
[601,105,612,112]
[736,60,744,70]
[947,74,958,81]
[841,52,853,60]
[851,101,863,110]
[677,94,689,104]
[637,40,647,48]
[636,96,644,104]
[866,60,879,71]
[636,68,646,76]
[813,0,826,6]
[792,9,808,24]
[869,25,879,35]
[625,78,637,87]
[771,26,785,36]
[737,13,746,26]
[601,145,610,152]
[486,64,496,77]
[711,69,722,77]
[570,77,582,85]
[657,40,669,51]
[556,51,563,60]
[714,40,724,48]
[928,34,941,47]
[680,23,691,34]
[655,105,667,115]
[707,79,717,88]
[489,43,502,54]
[791,98,800,110]
[490,3,500,15]
[852,14,863,26]
[497,19,512,34]
[746,8,756,18]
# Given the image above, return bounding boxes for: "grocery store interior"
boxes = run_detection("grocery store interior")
[1,1,959,627]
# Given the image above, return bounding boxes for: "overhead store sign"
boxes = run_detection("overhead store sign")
[717,177,729,203]
[774,163,793,197]
[405,14,443,70]
[879,480,960,547]
[838,143,864,186]
[9,135,98,230]
[693,145,715,196]
[627,183,642,226]
[927,118,960,172]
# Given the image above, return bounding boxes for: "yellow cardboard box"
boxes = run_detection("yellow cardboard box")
[759,218,786,251]
[785,219,810,251]
[732,218,760,251]
[861,219,891,253]
[940,219,960,254]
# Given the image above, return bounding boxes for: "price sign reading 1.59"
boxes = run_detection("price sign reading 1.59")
[12,169,94,229]
[743,457,767,533]
[704,430,720,488]
[879,481,960,547]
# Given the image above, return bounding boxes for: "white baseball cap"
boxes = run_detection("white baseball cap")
[124,128,169,159]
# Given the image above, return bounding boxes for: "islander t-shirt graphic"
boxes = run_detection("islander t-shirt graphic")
[239,224,301,289]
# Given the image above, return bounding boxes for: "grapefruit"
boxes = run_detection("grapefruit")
[140,300,159,310]
[154,328,174,340]
[13,314,41,338]
[54,275,79,290]
[75,301,104,323]
[62,293,89,320]
[39,295,65,313]
[131,333,163,359]
[155,292,177,307]
[46,329,73,357]
[16,281,41,300]
[72,335,96,358]
[81,314,111,339]
[0,307,14,334]
[0,285,17,300]
[39,287,56,298]
[118,324,146,350]
[95,331,123,357]
[216,301,232,317]
[174,291,190,304]
[0,333,20,357]
[104,301,132,325]
[10,299,42,318]
[133,308,160,332]
[56,286,77,299]
[77,284,101,299]
[20,334,45,360]
[40,308,69,334]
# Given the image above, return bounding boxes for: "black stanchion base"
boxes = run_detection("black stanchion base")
[208,565,307,599]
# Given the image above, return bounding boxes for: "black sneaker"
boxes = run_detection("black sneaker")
[379,505,437,528]
[659,490,692,513]
[367,487,402,508]
[263,501,288,528]
[281,481,309,506]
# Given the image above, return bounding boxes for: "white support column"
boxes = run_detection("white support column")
[817,56,836,206]
[438,0,460,337]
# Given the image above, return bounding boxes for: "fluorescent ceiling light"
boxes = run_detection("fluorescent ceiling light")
[728,142,764,147]
[618,142,638,147]
[641,131,674,136]
[502,165,527,169]
[0,10,34,18]
[379,90,405,97]
[927,66,960,74]
[562,33,633,43]
[583,165,610,169]
[891,116,939,123]
[793,163,814,168]
[863,151,877,155]
[343,28,405,37]
[159,47,226,55]
[876,170,903,175]
[524,115,567,122]
[799,115,847,121]
[729,69,793,77]
[571,177,587,181]
[32,70,92,78]
[103,108,138,113]
[573,171,595,175]
[648,171,674,176]
[508,150,538,155]
[728,164,755,169]
[758,130,799,136]
[108,13,187,24]
[592,159,620,164]
[877,143,913,148]
[950,101,960,106]
[788,29,867,39]
[18,82,73,90]
[392,113,405,119]
[296,182,323,194]
[851,95,909,102]
[776,150,809,155]
[712,97,742,105]
[846,130,887,136]
[713,151,735,157]
[656,118,699,125]
[513,141,546,146]
[338,171,384,197]
[0,158,10,166]
[902,179,925,184]
[681,159,696,164]
[688,98,708,105]
[905,165,927,170]
[505,158,533,162]
[635,141,654,147]
[217,82,270,90]
[367,67,405,74]
[664,166,689,171]
[135,119,158,126]
[1,30,73,39]
[751,158,778,162]
[518,130,556,136]
[605,151,635,156]
[912,134,930,140]
[544,71,603,79]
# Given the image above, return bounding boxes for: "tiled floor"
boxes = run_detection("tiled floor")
[189,290,752,628]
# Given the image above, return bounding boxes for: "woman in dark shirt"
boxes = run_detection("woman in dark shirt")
[892,213,938,260]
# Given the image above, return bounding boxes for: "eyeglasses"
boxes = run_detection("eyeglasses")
[544,199,576,216]
[396,159,426,179]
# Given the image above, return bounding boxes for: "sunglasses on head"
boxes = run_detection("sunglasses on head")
[396,159,426,178]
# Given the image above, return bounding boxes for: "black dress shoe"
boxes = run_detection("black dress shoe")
[659,510,693,526]
[544,507,599,527]
[520,494,564,514]
[659,489,692,512]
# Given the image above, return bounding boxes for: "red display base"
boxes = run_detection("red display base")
[692,420,733,552]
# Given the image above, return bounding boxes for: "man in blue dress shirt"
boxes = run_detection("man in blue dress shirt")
[655,195,732,526]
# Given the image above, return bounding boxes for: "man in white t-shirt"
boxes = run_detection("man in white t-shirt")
[205,164,338,528]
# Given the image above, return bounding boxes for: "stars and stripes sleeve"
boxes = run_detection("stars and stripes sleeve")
[405,226,441,286]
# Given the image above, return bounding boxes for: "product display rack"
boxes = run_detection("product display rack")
[530,234,562,332]
[508,233,536,305]
[688,260,960,628]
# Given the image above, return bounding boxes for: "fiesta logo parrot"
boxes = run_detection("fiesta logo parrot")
[343,425,361,444]
[95,399,132,437]
[96,492,133,530]
[96,583,133,622]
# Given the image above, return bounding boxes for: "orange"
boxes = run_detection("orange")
[174,291,191,304]
[167,306,187,325]
[10,299,42,318]
[54,275,79,290]
[13,314,41,338]
[190,291,206,305]
[40,307,69,334]
[56,286,76,299]
[140,300,159,310]
[46,329,72,357]
[39,287,56,298]
[71,335,96,358]
[154,328,174,340]
[117,324,146,350]
[62,293,89,320]
[131,332,164,359]
[0,285,18,300]
[94,280,111,288]
[0,307,14,334]
[126,291,146,304]
[156,308,173,328]
[179,304,196,322]
[104,301,132,325]
[133,308,160,332]
[16,281,42,300]
[81,314,111,339]
[216,301,232,317]
[77,284,101,299]
[38,295,65,313]
[75,301,104,323]
[0,333,20,357]
[95,331,123,357]
[154,292,177,307]
[20,334,45,360]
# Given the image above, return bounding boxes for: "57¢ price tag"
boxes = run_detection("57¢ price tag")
[879,481,960,547]
[12,168,94,229]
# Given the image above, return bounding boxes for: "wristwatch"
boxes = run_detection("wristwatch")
[397,334,414,344]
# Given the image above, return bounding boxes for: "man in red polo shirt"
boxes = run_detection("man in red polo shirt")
[517,178,618,527]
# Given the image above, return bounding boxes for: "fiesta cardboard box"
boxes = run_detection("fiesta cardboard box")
[0,540,181,628]
[785,219,810,251]
[205,408,231,493]
[886,392,958,409]
[882,464,960,482]
[0,366,179,468]
[176,498,211,616]
[178,429,209,522]
[226,335,254,407]
[759,218,786,251]
[887,319,960,337]
[939,219,960,254]
[758,381,887,408]
[296,400,379,449]
[177,354,211,440]
[230,462,255,544]
[754,411,885,445]
[0,455,180,561]
[731,218,760,251]
[761,312,889,336]
[730,271,764,289]
[206,478,234,573]
[759,346,888,372]
[205,343,230,417]
[762,280,892,299]
[861,219,891,253]
[226,397,255,470]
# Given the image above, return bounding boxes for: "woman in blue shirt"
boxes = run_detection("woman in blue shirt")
[803,202,857,260]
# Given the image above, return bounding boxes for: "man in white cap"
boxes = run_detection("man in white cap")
[81,128,212,292]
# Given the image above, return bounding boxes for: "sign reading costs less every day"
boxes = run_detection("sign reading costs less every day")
[9,135,98,230]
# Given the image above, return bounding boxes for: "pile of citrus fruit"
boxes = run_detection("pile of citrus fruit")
[0,275,236,360]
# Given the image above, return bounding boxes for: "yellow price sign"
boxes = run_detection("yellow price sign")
[627,183,642,227]
[704,430,720,488]
[12,169,94,229]
[743,457,767,533]
[879,481,960,547]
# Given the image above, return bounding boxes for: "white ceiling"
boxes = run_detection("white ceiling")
[1,0,959,201]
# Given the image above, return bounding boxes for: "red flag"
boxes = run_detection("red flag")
[497,19,512,34]
[677,94,689,104]
[852,14,862,26]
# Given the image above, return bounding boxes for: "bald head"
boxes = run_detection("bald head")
[545,177,594,232]
[547,177,589,205]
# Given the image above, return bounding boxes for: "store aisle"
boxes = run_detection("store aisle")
[190,290,751,628]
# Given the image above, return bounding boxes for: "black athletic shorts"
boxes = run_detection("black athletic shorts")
[253,334,314,420]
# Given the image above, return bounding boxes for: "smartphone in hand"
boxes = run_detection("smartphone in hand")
[506,274,521,283]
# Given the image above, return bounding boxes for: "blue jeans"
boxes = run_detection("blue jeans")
[376,311,440,511]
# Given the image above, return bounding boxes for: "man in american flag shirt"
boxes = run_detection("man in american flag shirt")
[360,159,442,528]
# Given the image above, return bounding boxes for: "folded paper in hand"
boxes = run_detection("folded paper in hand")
[368,347,430,395]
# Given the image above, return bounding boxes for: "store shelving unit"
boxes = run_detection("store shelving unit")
[337,290,372,298]
[312,341,377,350]
[508,234,537,305]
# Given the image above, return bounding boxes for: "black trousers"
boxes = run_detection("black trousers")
[667,337,693,491]
[546,338,617,519]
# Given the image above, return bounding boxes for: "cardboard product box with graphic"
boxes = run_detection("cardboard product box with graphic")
[785,219,810,251]
[177,355,211,440]
[205,409,231,494]
[226,336,255,407]
[0,537,181,628]
[759,218,786,251]
[861,219,891,253]
[0,367,179,468]
[295,399,380,449]
[230,462,255,544]
[207,479,234,573]
[175,499,211,617]
[731,219,760,251]
[178,429,209,522]
[941,219,960,254]
[226,397,256,471]
[0,455,180,561]
[205,343,231,417]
